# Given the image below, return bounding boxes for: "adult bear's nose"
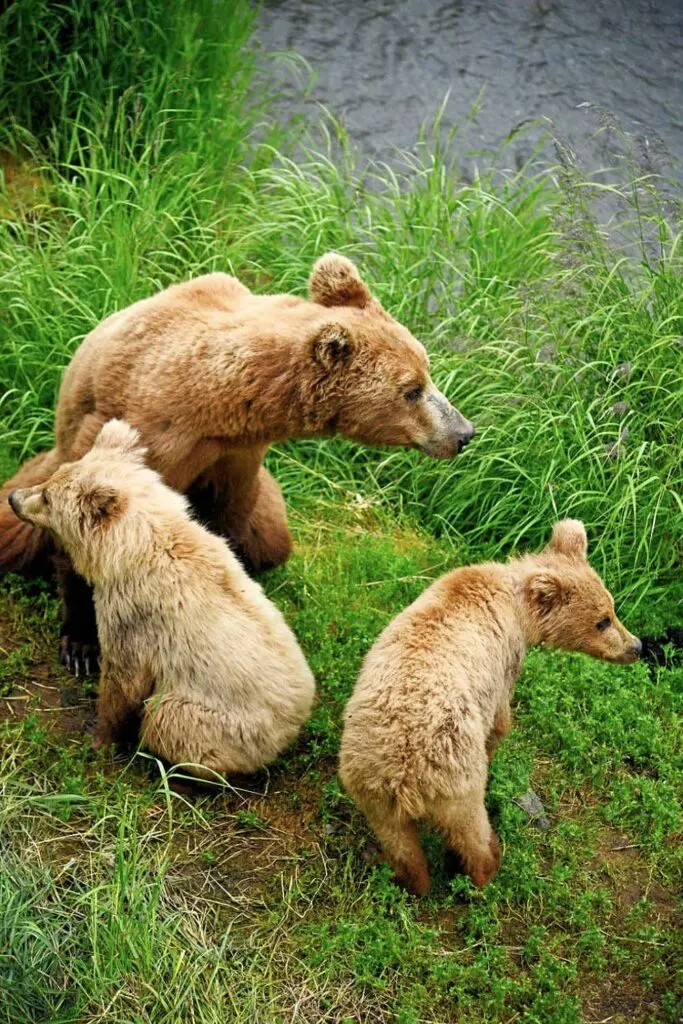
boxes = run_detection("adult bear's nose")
[456,423,476,453]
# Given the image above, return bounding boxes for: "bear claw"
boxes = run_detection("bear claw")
[59,636,100,677]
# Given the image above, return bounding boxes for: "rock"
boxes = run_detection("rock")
[514,788,550,829]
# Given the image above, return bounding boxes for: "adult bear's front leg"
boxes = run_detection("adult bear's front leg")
[232,465,292,573]
[188,456,292,574]
[54,552,99,676]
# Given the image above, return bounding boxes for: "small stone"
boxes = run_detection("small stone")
[610,835,634,851]
[514,788,550,830]
[60,687,79,708]
[611,401,631,416]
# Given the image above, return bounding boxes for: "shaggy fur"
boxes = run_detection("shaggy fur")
[0,254,474,667]
[8,420,315,776]
[338,520,641,895]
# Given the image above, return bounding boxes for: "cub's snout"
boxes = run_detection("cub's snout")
[7,484,49,526]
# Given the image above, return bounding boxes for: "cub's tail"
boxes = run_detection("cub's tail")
[0,449,61,575]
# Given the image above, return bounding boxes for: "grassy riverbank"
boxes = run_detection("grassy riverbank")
[1,2,681,1021]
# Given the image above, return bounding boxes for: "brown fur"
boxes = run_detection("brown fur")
[8,421,316,775]
[0,254,474,659]
[339,520,641,895]
[0,450,61,573]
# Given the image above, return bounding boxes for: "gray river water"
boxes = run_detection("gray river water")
[259,0,683,178]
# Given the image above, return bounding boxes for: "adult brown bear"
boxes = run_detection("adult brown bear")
[1,253,475,672]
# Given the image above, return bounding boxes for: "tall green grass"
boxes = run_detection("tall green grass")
[0,1,681,620]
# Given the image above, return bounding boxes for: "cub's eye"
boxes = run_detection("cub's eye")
[596,617,611,632]
[43,491,51,508]
[405,385,423,403]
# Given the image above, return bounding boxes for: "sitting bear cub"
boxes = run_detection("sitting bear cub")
[8,420,315,777]
[339,520,641,895]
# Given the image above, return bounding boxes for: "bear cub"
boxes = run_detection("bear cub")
[339,520,641,895]
[8,420,315,777]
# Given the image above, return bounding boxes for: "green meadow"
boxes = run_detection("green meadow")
[0,2,681,1021]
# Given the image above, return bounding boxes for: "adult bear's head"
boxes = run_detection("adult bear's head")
[306,253,475,459]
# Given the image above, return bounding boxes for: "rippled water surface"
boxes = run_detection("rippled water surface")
[259,0,683,175]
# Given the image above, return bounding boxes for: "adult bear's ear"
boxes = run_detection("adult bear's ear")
[309,252,373,309]
[311,324,354,370]
[546,519,588,560]
[83,485,126,527]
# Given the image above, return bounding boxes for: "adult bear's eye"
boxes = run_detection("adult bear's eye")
[405,385,423,403]
[596,617,611,631]
[43,490,51,507]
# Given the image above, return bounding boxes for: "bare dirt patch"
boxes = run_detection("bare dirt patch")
[0,586,94,733]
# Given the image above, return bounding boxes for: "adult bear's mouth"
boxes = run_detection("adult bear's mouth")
[417,434,474,459]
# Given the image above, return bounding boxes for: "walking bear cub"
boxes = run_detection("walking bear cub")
[339,520,641,895]
[8,420,315,777]
[0,253,474,672]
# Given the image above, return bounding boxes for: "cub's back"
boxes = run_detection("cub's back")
[141,523,314,718]
[340,564,522,793]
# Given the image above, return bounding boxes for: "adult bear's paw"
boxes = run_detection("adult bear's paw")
[59,631,100,677]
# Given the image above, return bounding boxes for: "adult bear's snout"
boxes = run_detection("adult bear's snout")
[420,388,476,459]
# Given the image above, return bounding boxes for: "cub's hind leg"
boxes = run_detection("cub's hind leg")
[432,784,500,888]
[355,794,431,896]
[486,703,511,762]
[139,697,262,779]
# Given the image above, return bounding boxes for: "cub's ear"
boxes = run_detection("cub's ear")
[311,324,354,370]
[309,252,373,309]
[93,419,146,460]
[547,519,588,560]
[524,571,570,616]
[83,485,126,527]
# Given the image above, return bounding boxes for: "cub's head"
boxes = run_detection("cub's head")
[8,420,170,580]
[307,253,475,459]
[522,519,641,664]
